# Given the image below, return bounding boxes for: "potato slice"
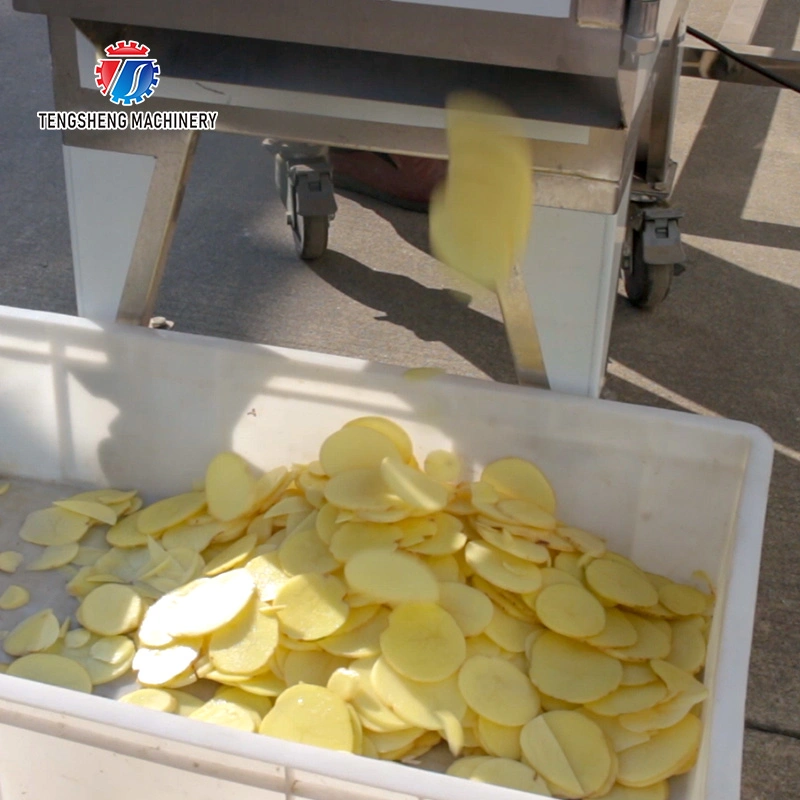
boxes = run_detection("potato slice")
[427,554,461,583]
[90,635,136,666]
[424,450,461,483]
[0,550,24,573]
[471,576,537,622]
[260,684,354,751]
[164,689,205,716]
[72,546,109,567]
[319,608,389,658]
[4,609,61,656]
[446,755,495,779]
[658,583,708,616]
[64,628,92,648]
[557,526,606,558]
[406,519,466,556]
[618,686,707,734]
[53,500,117,526]
[649,658,703,699]
[205,452,257,521]
[245,550,290,603]
[201,531,256,577]
[276,574,348,641]
[617,714,702,787]
[19,507,91,546]
[465,541,542,594]
[475,524,550,564]
[471,757,552,794]
[522,710,613,799]
[191,698,259,732]
[324,468,396,511]
[7,653,92,693]
[483,606,536,653]
[585,558,659,608]
[214,685,273,718]
[133,641,201,686]
[371,656,466,729]
[621,663,658,686]
[76,584,144,636]
[283,649,351,688]
[329,661,408,732]
[0,585,29,610]
[320,426,402,477]
[329,522,400,562]
[581,710,651,753]
[277,526,337,576]
[584,682,668,717]
[459,655,540,726]
[529,632,623,704]
[345,550,439,605]
[342,417,414,463]
[367,726,426,754]
[137,492,207,537]
[666,618,707,674]
[380,456,449,513]
[234,673,287,698]
[536,583,606,639]
[380,602,465,682]
[106,511,148,548]
[119,688,179,712]
[476,717,522,760]
[438,582,493,637]
[481,457,556,514]
[594,783,668,800]
[587,608,638,649]
[209,603,279,675]
[605,615,672,662]
[495,499,557,531]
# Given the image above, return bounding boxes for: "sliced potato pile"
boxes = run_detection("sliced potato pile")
[0,418,714,799]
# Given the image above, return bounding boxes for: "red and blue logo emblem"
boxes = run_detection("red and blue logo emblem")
[94,41,160,106]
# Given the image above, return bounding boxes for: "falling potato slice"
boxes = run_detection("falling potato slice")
[259,684,355,751]
[53,500,117,526]
[380,602,465,682]
[137,492,207,537]
[27,543,80,571]
[4,609,61,656]
[0,550,24,573]
[345,550,439,605]
[380,456,449,513]
[617,714,702,787]
[438,582,494,637]
[585,558,659,608]
[458,655,540,726]
[76,584,144,636]
[481,457,556,515]
[275,573,348,641]
[119,687,179,713]
[18,507,91,546]
[209,603,279,676]
[0,585,30,610]
[536,583,607,639]
[7,653,92,693]
[465,541,542,594]
[529,631,623,704]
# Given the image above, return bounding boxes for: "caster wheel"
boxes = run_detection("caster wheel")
[293,214,329,260]
[623,226,673,310]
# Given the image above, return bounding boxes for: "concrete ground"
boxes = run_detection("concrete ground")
[1,0,798,797]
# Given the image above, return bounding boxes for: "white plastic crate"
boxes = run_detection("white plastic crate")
[0,306,773,800]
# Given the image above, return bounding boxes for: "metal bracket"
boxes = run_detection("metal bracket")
[634,207,686,265]
[288,162,337,220]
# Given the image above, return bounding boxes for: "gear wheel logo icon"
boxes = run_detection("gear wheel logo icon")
[95,40,160,106]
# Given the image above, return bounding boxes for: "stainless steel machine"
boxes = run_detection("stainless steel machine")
[15,0,692,397]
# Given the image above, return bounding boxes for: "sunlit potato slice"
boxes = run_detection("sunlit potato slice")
[475,523,550,564]
[119,687,178,713]
[204,452,257,522]
[320,426,402,477]
[345,550,439,605]
[581,710,651,753]
[283,649,351,688]
[133,640,202,686]
[380,456,449,513]
[535,583,607,639]
[438,582,494,637]
[458,655,540,726]
[77,584,144,636]
[245,550,290,603]
[278,527,338,575]
[7,652,92,693]
[275,573,348,641]
[324,468,396,511]
[657,583,709,616]
[208,603,279,675]
[342,417,415,463]
[665,618,708,674]
[424,450,462,483]
[190,698,259,732]
[604,614,672,662]
[0,585,30,610]
[329,522,401,562]
[584,682,668,717]
[481,457,556,514]
[19,507,92,546]
[4,609,61,656]
[465,541,542,594]
[318,608,389,659]
[483,605,537,653]
[585,558,659,608]
[367,726,426,755]
[587,608,639,649]
[106,510,149,548]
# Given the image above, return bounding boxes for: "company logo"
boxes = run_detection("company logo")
[95,40,160,106]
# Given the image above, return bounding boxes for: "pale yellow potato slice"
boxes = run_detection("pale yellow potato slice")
[658,583,708,617]
[552,553,585,582]
[119,688,178,712]
[278,527,337,576]
[397,516,437,543]
[166,569,256,638]
[605,615,672,662]
[471,576,538,622]
[520,713,584,798]
[585,558,659,608]
[535,583,607,639]
[581,710,651,753]
[587,608,638,649]
[446,755,495,779]
[90,635,136,666]
[584,682,668,717]
[483,606,536,653]
[165,689,205,716]
[367,726,426,754]
[622,663,658,686]
[323,603,380,636]
[341,417,414,463]
[137,492,206,537]
[424,450,461,483]
[329,661,408,732]
[27,543,79,571]
[436,709,465,756]
[203,532,257,576]
[529,631,623,704]
[4,609,61,656]
[406,522,467,556]
[319,608,389,658]
[19,507,91,546]
[345,550,439,605]
[465,541,542,594]
[209,603,279,675]
[617,714,702,787]
[459,655,540,726]
[190,698,259,732]
[618,685,708,734]
[438,582,493,637]
[212,517,252,544]
[481,457,556,514]
[475,524,550,564]
[0,585,29,610]
[0,550,23,573]
[328,521,400,562]
[106,511,148,548]
[399,729,442,762]
[275,573,348,641]
[133,641,201,686]
[324,468,396,511]
[205,452,257,521]
[471,757,552,795]
[557,526,606,558]
[77,584,144,636]
[320,426,402,477]
[380,602,465,682]
[246,550,290,603]
[72,546,109,567]
[540,693,580,712]
[594,783,668,800]
[371,656,466,729]
[380,456,449,513]
[247,515,274,543]
[666,618,707,674]
[232,673,286,697]
[465,634,504,659]
[7,653,92,693]
[214,685,273,718]
[649,658,703,700]
[53,500,117,526]
[496,499,557,531]
[476,716,522,759]
[314,502,340,545]
[426,555,461,583]
[260,684,354,751]
[283,649,350,688]
[64,628,92,648]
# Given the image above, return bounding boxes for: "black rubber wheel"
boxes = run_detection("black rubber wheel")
[293,214,329,260]
[623,226,673,310]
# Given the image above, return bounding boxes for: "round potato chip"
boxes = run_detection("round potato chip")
[458,655,540,726]
[605,614,672,662]
[191,698,259,732]
[324,468,396,511]
[587,608,638,649]
[424,450,461,483]
[77,584,144,636]
[584,682,668,717]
